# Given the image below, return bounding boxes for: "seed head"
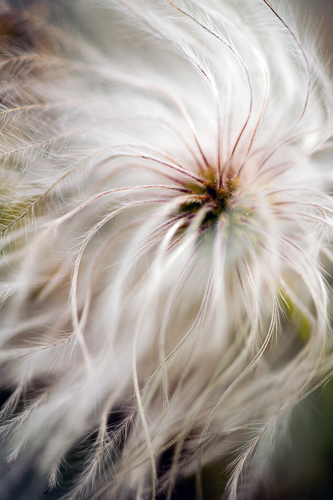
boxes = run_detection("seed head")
[0,1,333,499]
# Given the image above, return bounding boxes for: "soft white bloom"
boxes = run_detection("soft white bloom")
[0,1,333,498]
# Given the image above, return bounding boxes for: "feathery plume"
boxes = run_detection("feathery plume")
[0,1,333,498]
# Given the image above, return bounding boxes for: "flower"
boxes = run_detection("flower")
[0,1,333,499]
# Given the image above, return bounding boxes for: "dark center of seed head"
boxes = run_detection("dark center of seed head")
[179,174,238,230]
